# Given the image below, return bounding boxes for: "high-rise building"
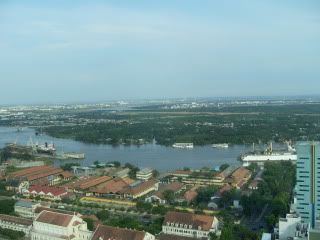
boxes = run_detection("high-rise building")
[296,142,320,228]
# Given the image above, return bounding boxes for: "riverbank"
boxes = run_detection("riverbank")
[0,126,271,172]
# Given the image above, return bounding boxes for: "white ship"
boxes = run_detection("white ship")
[172,143,194,149]
[241,142,297,167]
[212,143,229,149]
[58,152,85,160]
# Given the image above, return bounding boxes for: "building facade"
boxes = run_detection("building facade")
[274,213,308,240]
[296,142,320,228]
[162,211,218,239]
[14,200,41,219]
[31,210,92,240]
[0,214,33,236]
[136,168,153,181]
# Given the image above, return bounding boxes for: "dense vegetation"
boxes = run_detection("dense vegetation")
[95,208,164,235]
[0,227,25,240]
[0,199,15,214]
[219,223,260,240]
[240,161,296,230]
[0,146,33,162]
[39,104,320,146]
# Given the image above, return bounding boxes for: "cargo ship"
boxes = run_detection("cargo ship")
[34,142,56,155]
[240,142,297,167]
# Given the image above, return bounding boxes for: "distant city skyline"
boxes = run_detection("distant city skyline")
[0,0,319,104]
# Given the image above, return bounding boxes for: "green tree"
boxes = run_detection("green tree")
[209,232,219,240]
[163,190,175,204]
[0,199,15,214]
[246,163,258,172]
[83,218,95,231]
[96,210,110,221]
[136,201,153,213]
[195,186,217,206]
[61,163,80,171]
[220,224,233,240]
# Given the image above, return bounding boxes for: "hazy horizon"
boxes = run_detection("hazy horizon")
[1,0,319,104]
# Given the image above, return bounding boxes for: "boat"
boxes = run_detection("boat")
[35,142,56,155]
[61,152,85,160]
[240,142,297,167]
[172,143,194,149]
[212,143,229,149]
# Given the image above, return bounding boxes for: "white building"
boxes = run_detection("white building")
[0,214,33,236]
[136,168,153,181]
[274,213,308,240]
[31,210,92,240]
[14,200,41,219]
[162,211,219,239]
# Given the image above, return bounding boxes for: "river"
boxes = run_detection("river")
[0,126,255,172]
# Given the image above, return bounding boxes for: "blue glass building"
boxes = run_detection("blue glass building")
[296,142,320,228]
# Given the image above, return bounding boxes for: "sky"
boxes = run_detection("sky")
[0,0,319,104]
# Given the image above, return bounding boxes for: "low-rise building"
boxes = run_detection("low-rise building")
[183,185,200,202]
[7,165,72,187]
[90,177,133,197]
[170,169,227,186]
[248,180,260,190]
[31,210,92,240]
[214,166,239,182]
[14,200,41,218]
[171,170,192,179]
[137,168,154,181]
[146,182,185,204]
[162,211,219,239]
[91,224,155,240]
[274,213,308,240]
[121,179,159,199]
[226,167,251,188]
[0,214,33,236]
[24,185,68,200]
[261,233,272,240]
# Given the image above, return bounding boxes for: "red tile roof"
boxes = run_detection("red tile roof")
[79,176,112,190]
[184,186,200,202]
[158,234,198,240]
[61,171,74,179]
[36,210,73,227]
[10,165,54,178]
[230,167,251,181]
[164,211,214,231]
[122,179,158,196]
[28,185,66,196]
[28,168,64,181]
[154,182,185,199]
[90,178,130,194]
[91,225,146,240]
[0,214,32,226]
[61,176,95,189]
